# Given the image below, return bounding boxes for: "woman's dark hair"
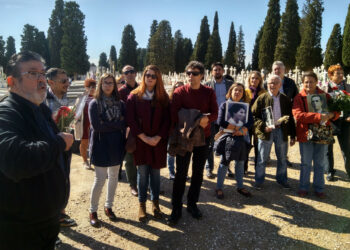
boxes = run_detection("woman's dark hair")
[6,51,45,77]
[302,71,318,82]
[94,73,120,101]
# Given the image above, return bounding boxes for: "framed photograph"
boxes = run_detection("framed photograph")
[262,106,275,128]
[307,94,328,113]
[225,100,249,127]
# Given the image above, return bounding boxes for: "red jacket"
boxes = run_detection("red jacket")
[292,88,339,142]
[126,94,170,169]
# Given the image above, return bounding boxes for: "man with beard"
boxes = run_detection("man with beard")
[0,51,73,249]
[204,62,233,178]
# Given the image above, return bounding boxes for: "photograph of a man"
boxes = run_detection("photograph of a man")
[307,94,328,114]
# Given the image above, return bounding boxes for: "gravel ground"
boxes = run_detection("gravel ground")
[57,139,350,250]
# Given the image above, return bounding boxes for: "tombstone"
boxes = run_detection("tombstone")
[224,65,228,75]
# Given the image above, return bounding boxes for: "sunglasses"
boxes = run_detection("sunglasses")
[123,70,135,75]
[145,74,157,79]
[186,71,201,76]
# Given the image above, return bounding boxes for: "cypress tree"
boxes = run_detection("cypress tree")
[47,0,64,67]
[109,45,117,72]
[5,36,16,68]
[252,26,263,70]
[236,26,246,72]
[35,31,50,66]
[296,0,324,71]
[174,30,185,73]
[21,24,39,52]
[148,20,174,73]
[205,11,223,68]
[274,0,300,70]
[136,48,147,72]
[343,4,350,73]
[224,22,237,68]
[324,24,342,69]
[146,20,158,65]
[191,16,210,63]
[60,1,90,77]
[98,52,109,69]
[0,36,5,69]
[258,0,280,71]
[183,38,193,68]
[117,24,138,70]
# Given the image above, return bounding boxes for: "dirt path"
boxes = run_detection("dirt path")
[58,139,350,249]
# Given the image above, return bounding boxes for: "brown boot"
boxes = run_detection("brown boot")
[138,202,147,222]
[89,212,101,227]
[152,200,162,219]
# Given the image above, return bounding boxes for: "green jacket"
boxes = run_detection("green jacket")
[251,92,296,141]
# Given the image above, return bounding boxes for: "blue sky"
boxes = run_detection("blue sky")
[0,0,349,66]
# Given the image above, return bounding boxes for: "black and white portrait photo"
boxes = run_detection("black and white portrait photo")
[307,94,328,114]
[225,101,249,127]
[262,106,275,128]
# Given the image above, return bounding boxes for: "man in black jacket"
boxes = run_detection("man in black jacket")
[0,51,73,249]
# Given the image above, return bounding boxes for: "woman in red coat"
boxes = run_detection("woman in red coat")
[126,65,170,222]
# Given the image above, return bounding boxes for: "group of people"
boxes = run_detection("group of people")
[0,50,349,249]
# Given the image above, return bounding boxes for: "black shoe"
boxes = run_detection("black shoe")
[227,170,235,178]
[167,208,182,226]
[186,204,202,219]
[326,173,336,182]
[206,170,214,179]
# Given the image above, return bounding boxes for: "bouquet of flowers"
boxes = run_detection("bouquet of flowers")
[53,106,76,132]
[328,86,350,112]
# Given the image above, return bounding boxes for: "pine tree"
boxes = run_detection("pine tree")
[146,20,158,65]
[296,0,324,71]
[117,24,138,71]
[148,20,174,73]
[191,16,210,63]
[47,0,64,67]
[136,48,147,71]
[174,30,185,73]
[109,45,117,72]
[252,26,263,70]
[324,24,342,69]
[5,36,16,68]
[0,36,5,69]
[205,11,222,68]
[258,0,280,71]
[343,4,350,73]
[274,0,300,70]
[98,52,109,69]
[60,1,90,77]
[224,22,237,68]
[183,38,193,68]
[236,26,246,72]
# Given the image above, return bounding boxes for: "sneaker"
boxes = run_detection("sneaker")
[186,204,202,219]
[169,173,175,180]
[297,190,308,197]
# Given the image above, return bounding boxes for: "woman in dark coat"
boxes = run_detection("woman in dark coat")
[88,73,126,227]
[127,65,170,222]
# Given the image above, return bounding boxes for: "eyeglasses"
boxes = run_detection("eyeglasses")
[186,71,201,76]
[145,74,157,79]
[123,70,135,75]
[20,71,46,80]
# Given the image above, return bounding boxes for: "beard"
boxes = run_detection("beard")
[214,74,223,80]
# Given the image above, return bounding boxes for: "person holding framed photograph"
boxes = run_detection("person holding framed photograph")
[214,83,254,198]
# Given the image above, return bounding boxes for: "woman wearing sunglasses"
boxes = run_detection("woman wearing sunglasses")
[88,73,126,227]
[126,65,170,222]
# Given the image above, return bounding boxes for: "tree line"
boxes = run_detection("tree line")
[1,0,350,76]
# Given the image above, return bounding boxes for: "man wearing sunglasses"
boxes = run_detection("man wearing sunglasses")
[204,62,233,179]
[168,61,218,225]
[118,65,139,197]
[0,51,74,249]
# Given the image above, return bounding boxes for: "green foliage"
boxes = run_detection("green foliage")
[191,16,210,63]
[224,22,237,68]
[109,45,117,72]
[183,38,193,68]
[136,48,147,72]
[146,20,158,65]
[296,0,324,71]
[98,52,109,69]
[258,0,280,71]
[236,26,246,72]
[36,32,50,66]
[205,12,222,68]
[0,36,5,70]
[252,26,263,70]
[324,24,342,69]
[328,94,350,112]
[174,30,185,73]
[48,0,64,67]
[117,24,138,71]
[60,1,90,76]
[5,36,16,68]
[343,4,350,72]
[274,0,300,70]
[148,20,174,73]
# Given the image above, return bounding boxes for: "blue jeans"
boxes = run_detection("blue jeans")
[137,165,160,202]
[255,128,288,185]
[205,123,219,172]
[167,153,175,176]
[299,142,327,193]
[216,158,245,190]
